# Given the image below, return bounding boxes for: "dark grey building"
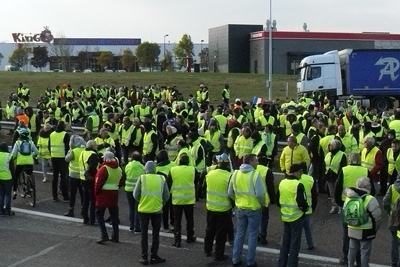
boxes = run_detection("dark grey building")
[250,31,400,75]
[208,24,263,73]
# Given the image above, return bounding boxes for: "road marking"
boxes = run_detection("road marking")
[12,208,388,267]
[7,242,62,267]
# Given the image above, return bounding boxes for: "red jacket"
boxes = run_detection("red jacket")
[94,160,123,207]
[368,149,384,183]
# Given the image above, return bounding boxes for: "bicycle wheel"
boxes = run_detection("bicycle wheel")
[28,175,36,207]
[18,172,27,198]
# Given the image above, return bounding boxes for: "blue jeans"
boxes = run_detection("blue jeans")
[0,180,12,214]
[303,215,313,248]
[278,217,304,267]
[391,231,399,266]
[126,191,141,231]
[232,208,261,266]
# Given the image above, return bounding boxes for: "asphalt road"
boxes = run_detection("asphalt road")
[0,165,392,267]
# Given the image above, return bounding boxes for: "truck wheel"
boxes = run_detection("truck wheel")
[374,97,390,112]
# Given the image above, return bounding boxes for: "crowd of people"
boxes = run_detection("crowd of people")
[1,82,400,266]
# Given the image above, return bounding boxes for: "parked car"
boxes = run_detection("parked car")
[83,69,92,73]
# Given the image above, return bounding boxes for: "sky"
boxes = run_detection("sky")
[1,0,400,44]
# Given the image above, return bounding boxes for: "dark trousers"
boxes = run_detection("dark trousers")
[0,180,12,214]
[173,204,195,243]
[260,206,269,241]
[204,210,230,259]
[126,191,141,231]
[278,218,304,267]
[162,197,174,229]
[14,164,33,191]
[380,166,389,194]
[82,180,95,224]
[122,145,132,165]
[69,177,83,210]
[96,206,119,240]
[51,158,68,199]
[114,141,122,164]
[139,213,162,259]
[311,160,325,192]
[342,223,361,264]
[227,210,234,242]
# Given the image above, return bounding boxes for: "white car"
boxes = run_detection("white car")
[83,69,92,73]
[117,70,126,73]
[105,69,114,73]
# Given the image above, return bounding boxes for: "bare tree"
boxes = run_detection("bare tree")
[50,35,73,71]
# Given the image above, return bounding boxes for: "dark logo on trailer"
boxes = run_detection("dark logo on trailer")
[40,26,53,43]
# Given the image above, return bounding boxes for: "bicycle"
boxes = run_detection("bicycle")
[17,168,36,207]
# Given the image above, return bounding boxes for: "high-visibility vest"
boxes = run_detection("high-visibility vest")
[65,89,73,98]
[279,178,304,222]
[69,147,84,177]
[190,139,205,172]
[299,174,314,214]
[79,150,96,180]
[260,132,276,156]
[101,166,122,190]
[337,133,357,155]
[292,133,306,147]
[196,90,202,102]
[138,106,150,122]
[221,88,230,100]
[205,169,232,212]
[346,195,374,230]
[214,115,227,135]
[15,140,35,165]
[94,137,115,154]
[124,160,144,192]
[0,152,12,180]
[143,130,156,155]
[231,170,262,210]
[37,136,51,159]
[156,161,176,177]
[359,131,375,151]
[174,147,192,166]
[390,185,400,215]
[227,127,240,148]
[121,125,134,146]
[204,130,221,153]
[256,165,270,207]
[138,174,165,213]
[234,135,253,159]
[88,115,100,135]
[389,120,400,140]
[6,104,16,120]
[50,131,66,158]
[341,165,368,201]
[342,116,353,132]
[72,108,81,121]
[166,136,182,160]
[252,140,265,156]
[319,135,335,157]
[170,165,196,205]
[387,148,400,175]
[361,146,380,171]
[29,114,37,133]
[324,151,345,174]
[104,121,118,141]
[132,127,142,147]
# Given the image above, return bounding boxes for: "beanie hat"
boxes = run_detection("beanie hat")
[289,163,303,174]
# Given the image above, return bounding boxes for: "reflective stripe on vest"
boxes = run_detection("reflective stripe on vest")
[50,131,66,158]
[299,174,314,214]
[79,150,96,180]
[206,169,232,212]
[37,136,50,159]
[170,166,196,205]
[143,130,156,155]
[387,148,400,175]
[231,170,261,210]
[124,160,144,192]
[279,178,304,222]
[138,174,164,213]
[325,151,345,174]
[361,146,379,171]
[102,165,122,190]
[69,147,84,177]
[0,152,12,180]
[342,165,369,201]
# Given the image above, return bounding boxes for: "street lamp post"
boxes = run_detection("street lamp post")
[200,40,204,67]
[164,34,169,59]
[267,0,273,101]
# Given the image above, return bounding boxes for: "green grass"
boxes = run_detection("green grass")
[0,72,297,105]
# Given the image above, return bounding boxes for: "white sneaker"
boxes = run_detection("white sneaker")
[42,178,47,183]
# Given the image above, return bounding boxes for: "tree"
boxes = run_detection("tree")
[160,50,174,72]
[135,42,160,70]
[31,46,50,71]
[199,47,209,69]
[173,34,194,68]
[9,47,28,69]
[50,35,73,71]
[96,51,114,71]
[0,52,3,65]
[120,49,136,71]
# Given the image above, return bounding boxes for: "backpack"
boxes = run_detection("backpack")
[342,194,369,226]
[388,192,400,231]
[19,140,32,156]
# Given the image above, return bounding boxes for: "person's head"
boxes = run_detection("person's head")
[99,128,108,139]
[243,153,258,169]
[346,108,353,117]
[19,128,29,140]
[251,131,261,143]
[365,136,375,150]
[264,124,273,133]
[123,116,131,126]
[0,142,9,153]
[166,125,177,136]
[338,125,346,137]
[179,154,190,166]
[356,177,372,193]
[156,150,169,163]
[392,139,400,153]
[86,140,97,151]
[311,118,319,127]
[103,151,115,162]
[107,113,115,123]
[70,135,85,149]
[348,152,361,165]
[291,123,300,134]
[43,123,51,132]
[287,136,297,149]
[177,139,187,149]
[388,129,396,140]
[241,127,251,138]
[328,139,341,152]
[131,151,142,162]
[217,153,230,170]
[144,161,156,174]
[289,163,303,178]
[327,125,337,135]
[363,121,372,133]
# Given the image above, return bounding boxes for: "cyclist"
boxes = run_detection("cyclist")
[11,128,38,199]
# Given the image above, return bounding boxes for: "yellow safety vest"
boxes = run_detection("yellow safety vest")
[121,125,134,146]
[279,178,304,222]
[69,147,84,177]
[124,160,144,192]
[256,165,270,207]
[361,146,379,171]
[204,130,221,153]
[166,136,182,160]
[174,147,192,166]
[88,115,100,135]
[388,148,400,175]
[359,131,375,151]
[319,135,335,157]
[252,140,265,156]
[190,139,205,172]
[231,170,262,210]
[156,161,176,177]
[94,137,115,155]
[260,132,276,156]
[214,115,227,135]
[0,152,12,180]
[299,174,314,214]
[324,151,345,174]
[79,150,96,180]
[221,88,230,100]
[143,130,156,155]
[138,174,165,213]
[50,131,66,158]
[170,165,196,205]
[389,120,400,140]
[206,169,232,212]
[342,165,368,201]
[29,114,37,133]
[37,136,51,159]
[104,121,119,141]
[227,127,240,148]
[234,136,253,159]
[101,166,122,190]
[132,127,142,147]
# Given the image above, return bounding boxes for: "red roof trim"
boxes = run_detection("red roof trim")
[250,31,400,41]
